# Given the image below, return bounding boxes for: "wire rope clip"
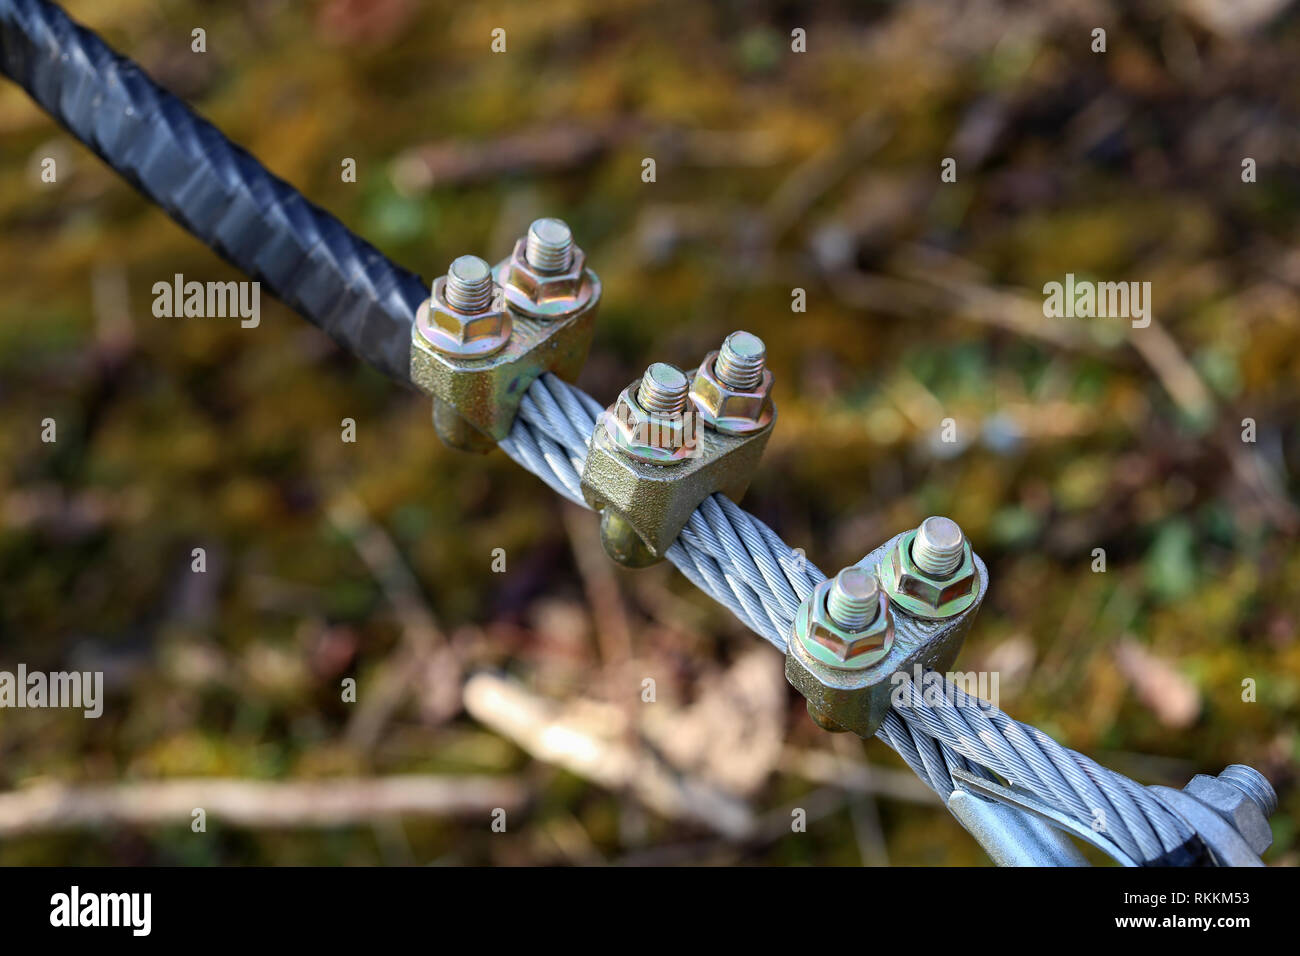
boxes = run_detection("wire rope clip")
[786,518,988,738]
[580,332,776,568]
[410,219,600,453]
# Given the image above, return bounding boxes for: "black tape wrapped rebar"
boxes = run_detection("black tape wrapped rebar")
[0,0,424,384]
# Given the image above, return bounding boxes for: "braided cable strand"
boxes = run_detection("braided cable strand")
[502,374,826,649]
[504,375,1200,864]
[2,0,1202,865]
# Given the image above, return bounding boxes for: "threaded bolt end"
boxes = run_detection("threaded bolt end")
[714,331,766,390]
[1219,764,1278,818]
[637,363,690,416]
[444,255,494,313]
[826,567,880,631]
[911,516,965,577]
[525,218,574,274]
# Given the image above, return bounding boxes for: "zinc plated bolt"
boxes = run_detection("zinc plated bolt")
[1218,764,1279,818]
[1150,762,1279,863]
[826,566,880,632]
[912,515,966,576]
[600,362,699,466]
[444,254,496,312]
[879,515,978,619]
[525,217,574,273]
[714,331,766,390]
[421,254,511,360]
[495,217,597,319]
[797,566,893,668]
[1186,764,1278,856]
[689,330,775,435]
[637,362,690,416]
[586,363,700,568]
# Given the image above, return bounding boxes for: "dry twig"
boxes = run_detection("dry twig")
[0,776,528,836]
[463,672,756,839]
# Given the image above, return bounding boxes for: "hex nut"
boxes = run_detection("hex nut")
[690,351,775,435]
[878,528,978,619]
[495,239,597,319]
[602,383,700,465]
[1185,775,1274,856]
[798,578,893,668]
[419,276,511,358]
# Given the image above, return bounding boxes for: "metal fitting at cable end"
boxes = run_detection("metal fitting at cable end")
[581,331,776,568]
[411,219,601,453]
[1147,764,1278,866]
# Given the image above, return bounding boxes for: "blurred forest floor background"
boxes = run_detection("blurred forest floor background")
[1,0,1299,865]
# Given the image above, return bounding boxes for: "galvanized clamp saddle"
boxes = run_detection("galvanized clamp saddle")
[580,331,777,568]
[410,218,601,452]
[786,516,988,738]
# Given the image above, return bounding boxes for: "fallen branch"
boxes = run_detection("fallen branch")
[0,776,528,836]
[463,672,756,839]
